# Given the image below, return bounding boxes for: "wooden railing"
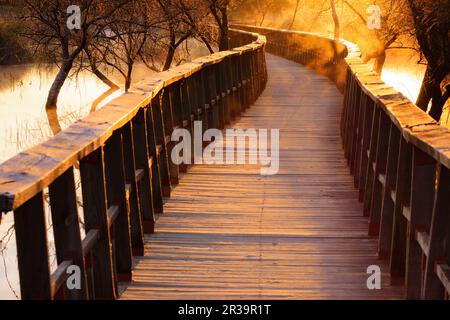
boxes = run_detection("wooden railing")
[0,29,267,300]
[233,25,450,300]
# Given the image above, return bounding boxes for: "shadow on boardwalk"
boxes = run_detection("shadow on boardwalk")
[120,54,404,300]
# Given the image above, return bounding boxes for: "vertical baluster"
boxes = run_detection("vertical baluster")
[164,86,180,184]
[344,75,356,160]
[14,192,51,299]
[406,147,436,299]
[198,71,207,153]
[363,105,381,217]
[121,123,145,256]
[357,98,375,202]
[340,69,351,144]
[49,168,88,299]
[423,165,450,299]
[215,63,225,129]
[145,106,164,213]
[231,56,240,119]
[368,111,390,236]
[378,124,400,259]
[79,148,117,299]
[389,138,413,285]
[104,131,133,282]
[209,65,219,129]
[132,109,155,234]
[349,84,362,174]
[152,94,171,198]
[224,57,232,125]
[352,90,366,186]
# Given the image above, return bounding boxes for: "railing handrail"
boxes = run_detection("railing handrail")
[0,27,268,300]
[235,24,450,300]
[234,24,450,170]
[0,29,266,214]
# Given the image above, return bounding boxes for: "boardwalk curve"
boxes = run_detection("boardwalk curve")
[121,54,404,300]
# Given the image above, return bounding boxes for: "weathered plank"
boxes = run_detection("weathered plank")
[121,54,403,300]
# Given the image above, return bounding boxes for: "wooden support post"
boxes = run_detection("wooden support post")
[406,147,436,299]
[79,148,117,299]
[49,168,88,299]
[363,106,380,217]
[352,90,366,186]
[164,86,180,185]
[121,123,145,256]
[14,192,51,299]
[349,84,362,175]
[389,138,412,285]
[104,131,133,282]
[132,109,155,234]
[358,99,375,202]
[423,165,450,299]
[145,106,164,214]
[152,95,171,198]
[378,125,400,259]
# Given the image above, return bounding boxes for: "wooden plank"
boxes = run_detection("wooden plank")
[104,131,133,282]
[378,125,400,259]
[121,123,145,256]
[423,166,450,299]
[49,167,88,299]
[389,138,412,285]
[132,109,155,234]
[121,54,403,300]
[13,192,51,299]
[80,147,117,299]
[435,264,450,295]
[405,147,436,299]
[50,260,73,298]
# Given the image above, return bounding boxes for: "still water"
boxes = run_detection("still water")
[0,62,152,299]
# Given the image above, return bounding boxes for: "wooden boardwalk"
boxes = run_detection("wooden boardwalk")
[120,54,404,300]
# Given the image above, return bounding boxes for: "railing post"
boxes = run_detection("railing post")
[368,110,391,236]
[14,191,51,299]
[378,124,401,259]
[104,131,133,283]
[423,165,450,299]
[363,106,381,217]
[389,138,412,285]
[406,147,436,299]
[132,109,155,233]
[145,106,164,213]
[49,167,88,299]
[152,94,172,198]
[79,147,117,299]
[166,85,180,185]
[121,122,145,256]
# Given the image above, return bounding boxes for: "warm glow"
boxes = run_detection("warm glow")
[381,68,423,103]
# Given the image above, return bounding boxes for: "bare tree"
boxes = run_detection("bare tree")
[288,0,302,30]
[255,0,276,26]
[406,0,450,121]
[21,0,132,134]
[206,0,243,50]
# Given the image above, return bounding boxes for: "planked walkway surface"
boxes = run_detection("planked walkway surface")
[121,54,404,300]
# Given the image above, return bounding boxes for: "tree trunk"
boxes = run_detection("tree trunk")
[289,0,301,30]
[429,85,450,122]
[125,63,133,92]
[163,45,176,71]
[330,0,340,39]
[416,66,450,122]
[45,58,74,135]
[219,8,229,51]
[373,50,386,74]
